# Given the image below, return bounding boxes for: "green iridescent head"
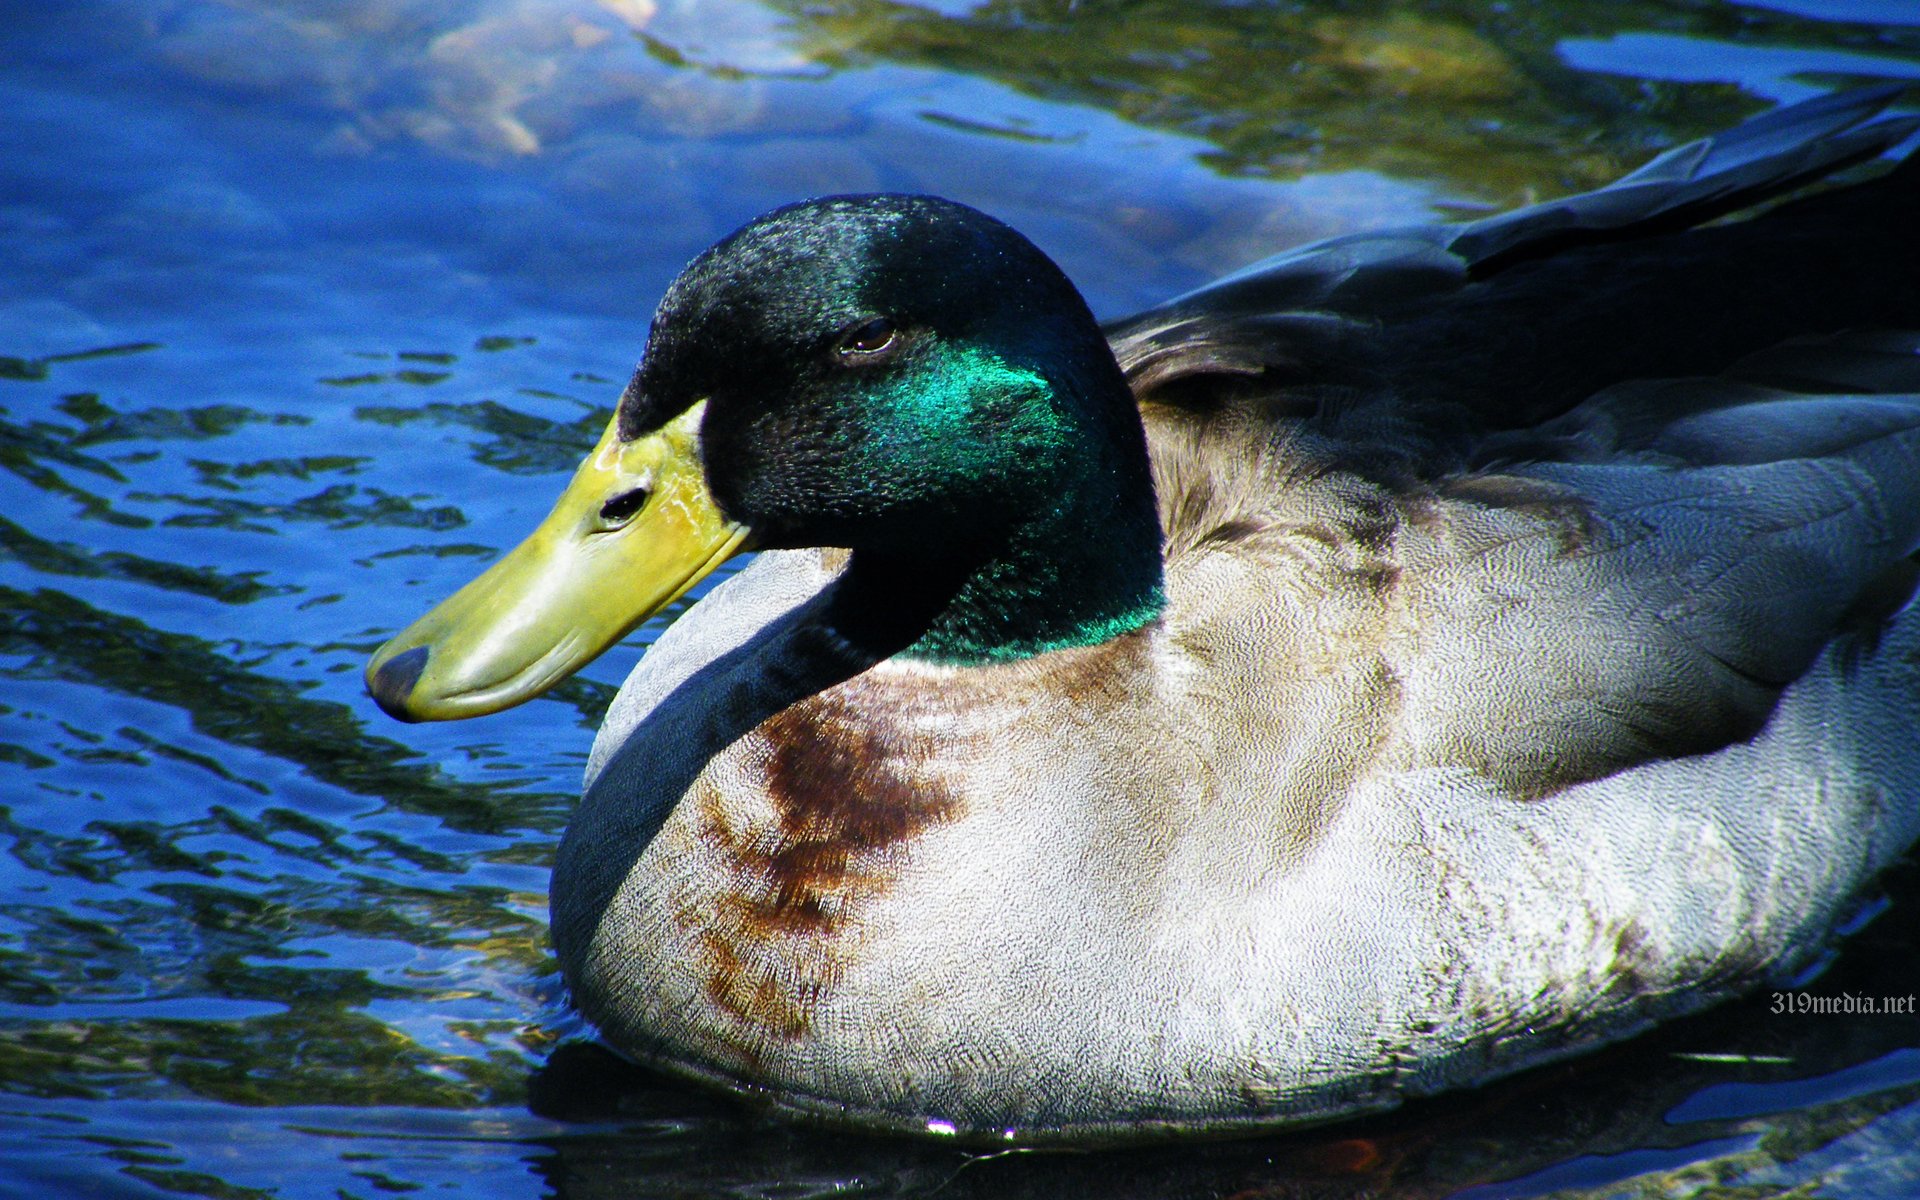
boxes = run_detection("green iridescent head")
[623,194,1166,662]
[367,194,1165,721]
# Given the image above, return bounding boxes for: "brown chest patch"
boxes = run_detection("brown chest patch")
[681,679,966,1043]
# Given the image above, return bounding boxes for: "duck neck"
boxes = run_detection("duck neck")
[829,421,1166,666]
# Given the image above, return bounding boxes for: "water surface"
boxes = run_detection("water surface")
[4,2,1920,1196]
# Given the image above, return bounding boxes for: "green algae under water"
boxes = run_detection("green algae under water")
[3,2,1920,1197]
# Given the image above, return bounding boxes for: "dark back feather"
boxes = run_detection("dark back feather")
[1108,88,1920,557]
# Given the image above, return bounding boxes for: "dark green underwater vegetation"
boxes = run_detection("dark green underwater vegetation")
[2,1,1918,1196]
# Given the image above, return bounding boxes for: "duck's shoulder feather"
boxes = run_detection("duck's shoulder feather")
[1141,325,1920,804]
[1093,88,1920,804]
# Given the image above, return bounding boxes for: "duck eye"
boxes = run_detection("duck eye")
[836,316,898,361]
[598,487,650,525]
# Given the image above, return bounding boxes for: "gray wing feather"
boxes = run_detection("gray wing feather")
[1122,86,1916,329]
[1402,332,1920,794]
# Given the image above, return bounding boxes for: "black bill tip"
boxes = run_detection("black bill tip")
[366,645,431,722]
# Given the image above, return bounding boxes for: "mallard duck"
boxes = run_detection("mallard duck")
[367,87,1920,1141]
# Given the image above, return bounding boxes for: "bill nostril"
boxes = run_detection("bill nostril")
[599,488,650,525]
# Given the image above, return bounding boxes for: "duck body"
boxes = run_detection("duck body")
[567,454,1920,1138]
[369,89,1920,1139]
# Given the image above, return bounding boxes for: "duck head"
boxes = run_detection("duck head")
[366,194,1164,722]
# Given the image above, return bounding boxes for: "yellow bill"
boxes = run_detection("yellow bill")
[365,401,750,721]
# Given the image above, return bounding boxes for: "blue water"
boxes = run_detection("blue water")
[4,2,1919,1197]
